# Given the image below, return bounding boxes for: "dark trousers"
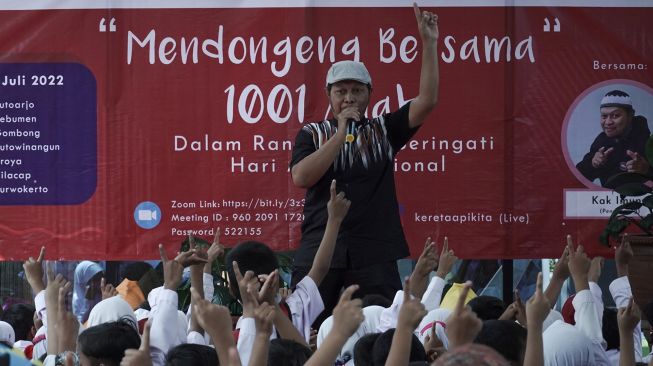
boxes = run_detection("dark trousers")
[291,260,402,328]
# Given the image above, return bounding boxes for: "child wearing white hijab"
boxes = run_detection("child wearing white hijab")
[72,261,104,323]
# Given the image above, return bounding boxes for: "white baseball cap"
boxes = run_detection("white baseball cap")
[326,60,372,87]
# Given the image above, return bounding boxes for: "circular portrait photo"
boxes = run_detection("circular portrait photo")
[563,79,653,189]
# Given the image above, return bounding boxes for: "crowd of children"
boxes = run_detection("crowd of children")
[1,181,652,366]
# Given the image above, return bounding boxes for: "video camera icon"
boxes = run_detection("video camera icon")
[134,201,162,229]
[138,209,157,221]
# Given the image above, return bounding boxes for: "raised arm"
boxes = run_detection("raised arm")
[191,288,235,366]
[617,297,640,366]
[421,238,458,310]
[408,3,439,128]
[611,238,643,363]
[385,278,428,366]
[248,295,275,366]
[304,285,364,366]
[23,246,46,294]
[409,237,438,300]
[524,273,550,366]
[307,179,351,286]
[445,281,482,349]
[544,244,570,308]
[188,237,206,337]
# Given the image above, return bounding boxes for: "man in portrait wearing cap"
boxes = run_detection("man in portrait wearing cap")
[576,90,652,188]
[289,3,440,322]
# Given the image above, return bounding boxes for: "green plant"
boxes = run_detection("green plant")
[600,135,653,246]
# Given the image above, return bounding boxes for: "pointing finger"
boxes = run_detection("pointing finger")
[403,277,411,303]
[140,319,151,351]
[213,227,221,245]
[536,272,543,294]
[339,284,359,304]
[566,235,574,254]
[37,246,46,262]
[455,281,472,314]
[158,244,168,262]
[46,263,54,282]
[627,150,640,161]
[330,179,337,201]
[233,261,245,284]
[413,2,422,23]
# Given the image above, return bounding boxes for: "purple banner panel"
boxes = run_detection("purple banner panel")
[0,63,96,205]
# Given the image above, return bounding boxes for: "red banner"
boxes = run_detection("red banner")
[1,2,651,260]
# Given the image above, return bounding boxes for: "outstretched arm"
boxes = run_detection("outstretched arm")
[307,179,351,286]
[408,3,440,128]
[524,273,550,366]
[385,278,428,366]
[544,243,569,308]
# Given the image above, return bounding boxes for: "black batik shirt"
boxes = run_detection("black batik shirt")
[290,101,419,269]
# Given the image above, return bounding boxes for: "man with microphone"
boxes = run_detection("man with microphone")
[289,3,440,322]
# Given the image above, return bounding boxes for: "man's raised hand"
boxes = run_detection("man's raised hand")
[413,3,439,42]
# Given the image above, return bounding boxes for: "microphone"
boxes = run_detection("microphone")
[345,119,356,143]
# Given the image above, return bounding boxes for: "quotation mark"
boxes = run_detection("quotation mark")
[99,18,116,32]
[543,18,560,32]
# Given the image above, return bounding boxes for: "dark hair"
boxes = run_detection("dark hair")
[354,333,380,366]
[642,300,653,323]
[372,329,426,366]
[267,338,312,366]
[165,343,218,366]
[138,266,164,298]
[78,319,141,366]
[362,294,392,308]
[602,308,620,350]
[474,320,527,363]
[1,303,35,341]
[467,296,507,321]
[138,301,151,311]
[122,262,153,281]
[326,82,372,94]
[226,241,278,301]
